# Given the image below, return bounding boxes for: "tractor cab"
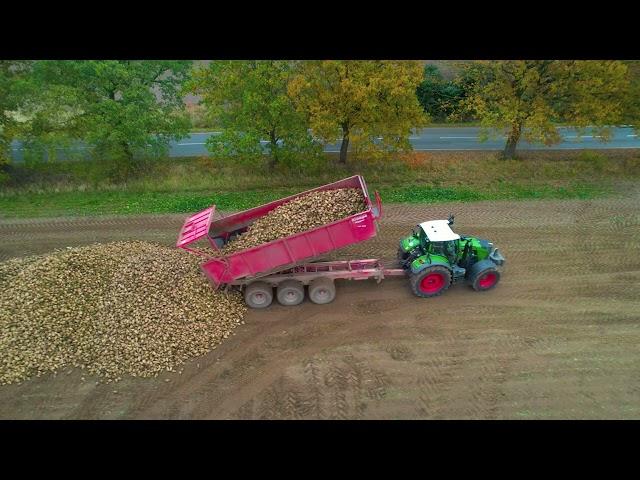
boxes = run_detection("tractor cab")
[399,218,460,266]
[418,220,460,261]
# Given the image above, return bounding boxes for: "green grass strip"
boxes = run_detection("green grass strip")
[0,182,611,219]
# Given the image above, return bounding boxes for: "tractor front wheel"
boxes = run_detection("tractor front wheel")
[471,268,500,291]
[410,266,452,298]
[468,259,501,291]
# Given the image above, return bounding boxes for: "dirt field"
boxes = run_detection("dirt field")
[1,192,639,419]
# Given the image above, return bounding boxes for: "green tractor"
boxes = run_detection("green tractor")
[397,215,505,298]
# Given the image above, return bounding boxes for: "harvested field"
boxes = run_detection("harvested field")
[0,242,246,385]
[0,190,639,419]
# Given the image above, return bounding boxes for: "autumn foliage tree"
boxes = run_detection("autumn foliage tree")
[459,60,629,158]
[288,60,427,164]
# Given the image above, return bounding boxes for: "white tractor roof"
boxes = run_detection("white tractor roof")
[419,220,460,242]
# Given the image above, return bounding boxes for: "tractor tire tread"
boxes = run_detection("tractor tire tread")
[410,265,452,298]
[468,260,501,292]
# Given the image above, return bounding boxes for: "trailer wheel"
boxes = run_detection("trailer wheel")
[244,281,273,308]
[308,278,336,305]
[410,266,452,298]
[277,280,305,306]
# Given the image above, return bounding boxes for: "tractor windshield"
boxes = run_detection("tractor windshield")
[414,226,429,242]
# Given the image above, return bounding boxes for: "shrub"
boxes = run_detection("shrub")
[576,151,607,173]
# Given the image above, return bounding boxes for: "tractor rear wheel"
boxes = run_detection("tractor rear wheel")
[308,278,336,305]
[277,280,305,306]
[244,281,273,308]
[410,266,452,298]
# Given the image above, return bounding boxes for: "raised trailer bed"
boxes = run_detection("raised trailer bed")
[178,175,379,269]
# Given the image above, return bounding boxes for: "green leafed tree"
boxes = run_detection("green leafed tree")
[459,60,629,158]
[188,60,321,170]
[288,60,428,164]
[20,60,191,178]
[416,64,465,122]
[622,60,640,129]
[0,60,32,182]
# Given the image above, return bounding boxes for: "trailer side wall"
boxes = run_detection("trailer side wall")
[201,175,379,286]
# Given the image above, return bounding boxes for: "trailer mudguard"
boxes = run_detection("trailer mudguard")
[410,254,451,275]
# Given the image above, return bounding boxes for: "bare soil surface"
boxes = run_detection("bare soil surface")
[1,192,639,419]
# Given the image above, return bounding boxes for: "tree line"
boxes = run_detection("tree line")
[1,60,637,183]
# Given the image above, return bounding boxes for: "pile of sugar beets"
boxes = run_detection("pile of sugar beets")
[0,188,365,385]
[219,188,366,254]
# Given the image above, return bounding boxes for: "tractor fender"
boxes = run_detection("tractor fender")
[467,259,498,280]
[410,254,451,275]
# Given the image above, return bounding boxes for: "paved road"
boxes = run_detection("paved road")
[170,126,640,156]
[10,126,639,162]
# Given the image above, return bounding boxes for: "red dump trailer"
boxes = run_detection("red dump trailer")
[177,175,406,308]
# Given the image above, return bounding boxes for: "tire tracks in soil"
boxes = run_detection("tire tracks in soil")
[3,193,640,419]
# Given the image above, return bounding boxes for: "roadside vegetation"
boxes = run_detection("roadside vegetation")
[1,149,638,218]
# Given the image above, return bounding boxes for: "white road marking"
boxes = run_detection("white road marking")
[177,142,207,146]
[628,134,638,137]
[439,136,479,139]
